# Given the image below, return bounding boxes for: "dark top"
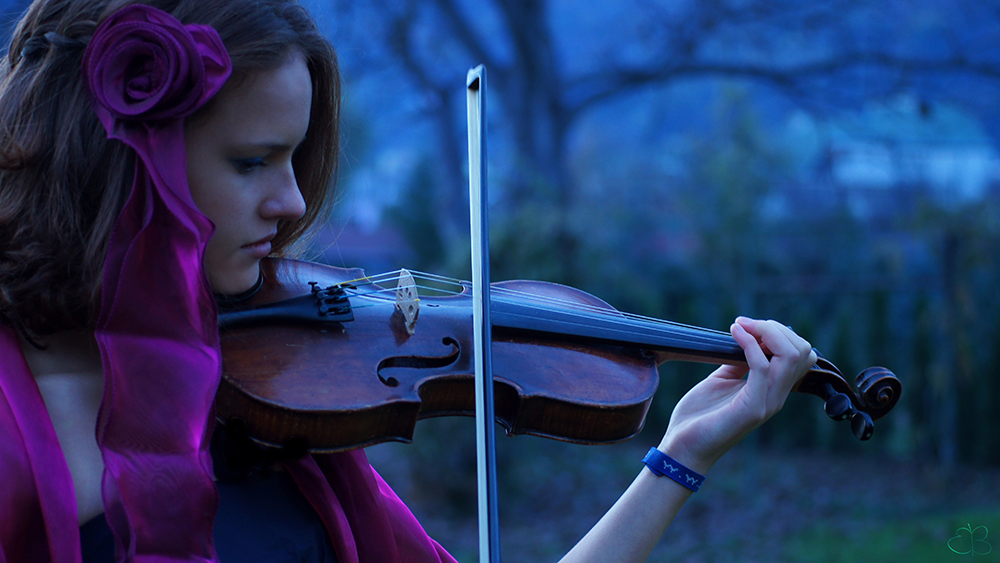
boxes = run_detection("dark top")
[80,426,337,562]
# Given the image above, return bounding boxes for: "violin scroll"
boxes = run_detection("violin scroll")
[793,359,901,441]
[855,366,902,420]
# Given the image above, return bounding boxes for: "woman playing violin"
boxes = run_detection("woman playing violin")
[0,0,817,561]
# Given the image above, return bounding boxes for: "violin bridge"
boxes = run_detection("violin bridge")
[395,269,420,335]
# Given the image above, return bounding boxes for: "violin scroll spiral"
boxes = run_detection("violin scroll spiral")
[794,358,901,441]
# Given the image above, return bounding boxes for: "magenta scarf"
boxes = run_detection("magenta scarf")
[0,5,455,563]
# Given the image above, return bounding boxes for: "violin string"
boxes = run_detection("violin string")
[355,270,711,334]
[425,271,736,340]
[347,270,737,346]
[336,270,737,347]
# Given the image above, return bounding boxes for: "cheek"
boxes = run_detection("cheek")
[187,167,236,275]
[194,192,231,229]
[200,195,244,256]
[187,164,225,225]
[199,213,254,294]
[187,162,251,239]
[200,222,229,277]
[184,131,236,227]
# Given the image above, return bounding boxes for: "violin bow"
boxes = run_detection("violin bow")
[467,64,502,563]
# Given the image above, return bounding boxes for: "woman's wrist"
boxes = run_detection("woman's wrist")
[641,448,705,492]
[654,438,714,476]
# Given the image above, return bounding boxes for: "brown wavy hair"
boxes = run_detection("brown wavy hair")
[0,0,340,339]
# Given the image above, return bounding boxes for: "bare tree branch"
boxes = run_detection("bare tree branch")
[428,0,500,74]
[327,0,1000,283]
[566,52,1000,117]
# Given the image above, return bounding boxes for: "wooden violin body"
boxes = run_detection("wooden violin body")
[216,258,901,452]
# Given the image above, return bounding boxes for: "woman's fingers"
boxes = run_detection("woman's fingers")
[735,317,816,369]
[732,317,817,414]
[729,321,769,374]
[658,318,818,474]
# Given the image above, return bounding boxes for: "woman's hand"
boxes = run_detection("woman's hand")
[657,317,817,474]
[561,317,815,562]
[560,317,817,563]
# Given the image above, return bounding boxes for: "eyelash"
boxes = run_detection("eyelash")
[232,157,267,174]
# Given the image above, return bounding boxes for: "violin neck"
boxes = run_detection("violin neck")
[490,298,747,367]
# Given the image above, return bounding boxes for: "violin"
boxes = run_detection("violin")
[215,257,901,453]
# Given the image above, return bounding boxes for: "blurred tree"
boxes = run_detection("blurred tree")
[382,159,448,272]
[905,195,1000,466]
[325,0,1000,285]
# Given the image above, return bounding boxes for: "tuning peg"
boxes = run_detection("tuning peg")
[823,392,854,421]
[816,382,875,441]
[851,410,874,441]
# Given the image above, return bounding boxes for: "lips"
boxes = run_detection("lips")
[242,232,275,258]
[243,232,275,248]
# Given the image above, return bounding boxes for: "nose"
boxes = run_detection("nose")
[260,164,306,221]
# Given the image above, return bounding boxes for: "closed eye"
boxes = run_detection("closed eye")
[232,157,267,174]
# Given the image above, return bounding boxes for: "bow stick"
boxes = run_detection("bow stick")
[467,64,501,563]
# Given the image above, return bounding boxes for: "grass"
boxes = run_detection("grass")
[366,417,1000,563]
[782,509,1000,563]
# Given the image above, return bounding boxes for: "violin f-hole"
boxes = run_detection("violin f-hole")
[377,337,462,387]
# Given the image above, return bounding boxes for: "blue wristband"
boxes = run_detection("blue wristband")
[642,447,705,492]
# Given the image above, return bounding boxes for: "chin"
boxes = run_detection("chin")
[208,264,261,296]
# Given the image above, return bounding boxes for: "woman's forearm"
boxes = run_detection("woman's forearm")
[559,465,693,563]
[559,318,816,563]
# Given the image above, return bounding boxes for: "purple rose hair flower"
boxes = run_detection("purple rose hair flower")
[82,4,231,127]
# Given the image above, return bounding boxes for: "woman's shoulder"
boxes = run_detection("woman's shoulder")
[18,331,102,379]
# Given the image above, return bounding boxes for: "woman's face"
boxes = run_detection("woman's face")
[185,52,313,295]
